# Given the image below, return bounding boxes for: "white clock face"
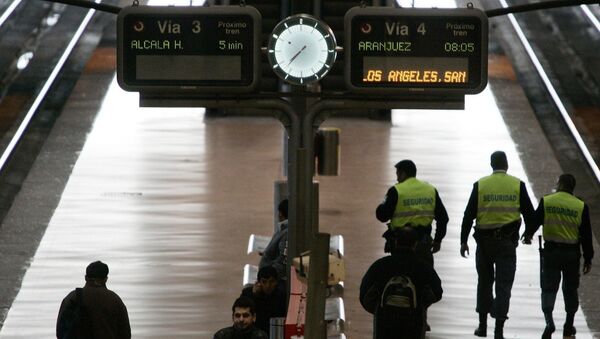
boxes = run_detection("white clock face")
[268,15,337,85]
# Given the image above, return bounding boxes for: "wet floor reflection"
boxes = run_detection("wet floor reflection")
[0,78,595,338]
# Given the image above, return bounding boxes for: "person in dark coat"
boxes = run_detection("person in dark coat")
[241,266,287,334]
[56,261,131,339]
[360,227,443,339]
[213,297,268,339]
[259,199,289,279]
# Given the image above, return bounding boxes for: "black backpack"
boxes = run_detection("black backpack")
[57,288,94,339]
[380,275,417,316]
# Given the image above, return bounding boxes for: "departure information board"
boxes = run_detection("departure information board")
[344,7,488,95]
[117,6,261,93]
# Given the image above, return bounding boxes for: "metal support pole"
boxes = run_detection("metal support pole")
[295,147,310,255]
[304,232,330,339]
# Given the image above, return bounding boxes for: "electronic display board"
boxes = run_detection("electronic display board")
[117,6,261,93]
[344,7,488,95]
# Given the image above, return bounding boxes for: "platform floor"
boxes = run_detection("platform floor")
[0,68,596,339]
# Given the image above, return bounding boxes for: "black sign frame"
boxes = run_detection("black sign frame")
[117,6,261,93]
[344,6,488,95]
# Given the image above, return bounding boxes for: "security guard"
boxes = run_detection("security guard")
[522,174,593,339]
[377,159,449,264]
[460,151,535,339]
[376,159,449,333]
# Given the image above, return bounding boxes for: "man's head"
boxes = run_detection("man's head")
[395,160,417,183]
[85,261,109,285]
[256,265,279,295]
[392,226,418,252]
[490,151,508,171]
[557,173,576,194]
[278,199,288,221]
[231,297,257,330]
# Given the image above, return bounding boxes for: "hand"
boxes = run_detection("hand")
[431,241,441,253]
[583,263,592,275]
[288,45,307,65]
[460,243,469,258]
[521,234,532,245]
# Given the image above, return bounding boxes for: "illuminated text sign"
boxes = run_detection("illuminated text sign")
[344,7,488,94]
[117,6,260,93]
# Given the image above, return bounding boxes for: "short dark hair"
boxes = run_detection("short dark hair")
[232,296,256,315]
[278,199,288,219]
[395,160,417,177]
[490,151,508,170]
[257,265,278,280]
[559,173,576,193]
[86,261,109,279]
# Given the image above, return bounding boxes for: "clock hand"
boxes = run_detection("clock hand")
[288,45,307,65]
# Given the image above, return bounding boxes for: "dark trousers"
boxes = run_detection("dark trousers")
[541,246,581,314]
[475,237,517,320]
[375,307,425,339]
[415,234,434,267]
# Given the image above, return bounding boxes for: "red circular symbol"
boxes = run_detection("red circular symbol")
[360,23,372,34]
[133,21,144,32]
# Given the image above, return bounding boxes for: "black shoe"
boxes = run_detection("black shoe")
[541,324,555,339]
[494,328,504,339]
[474,324,487,337]
[563,325,576,337]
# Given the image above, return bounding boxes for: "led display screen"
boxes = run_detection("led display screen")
[345,7,488,94]
[117,6,260,93]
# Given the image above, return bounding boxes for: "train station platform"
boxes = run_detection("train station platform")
[0,40,598,338]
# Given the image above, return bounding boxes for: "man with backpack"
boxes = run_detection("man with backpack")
[56,261,131,339]
[360,227,443,339]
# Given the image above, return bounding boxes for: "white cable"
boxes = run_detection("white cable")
[499,0,600,183]
[0,1,101,171]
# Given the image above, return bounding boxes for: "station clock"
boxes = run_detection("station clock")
[267,14,337,86]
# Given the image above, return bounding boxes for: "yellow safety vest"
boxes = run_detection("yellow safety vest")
[391,177,436,228]
[476,171,521,230]
[543,192,583,244]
